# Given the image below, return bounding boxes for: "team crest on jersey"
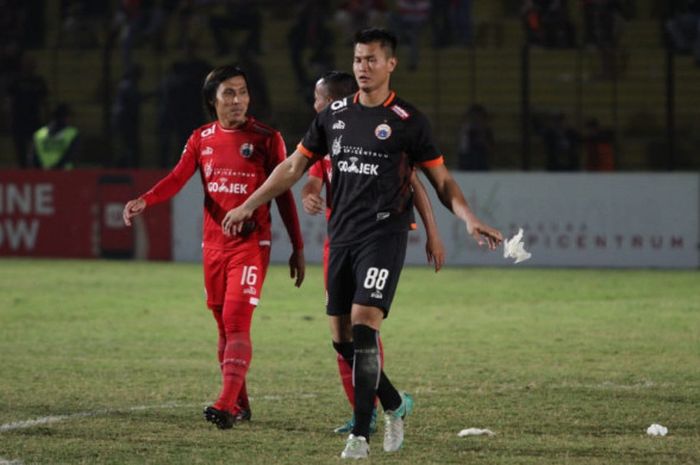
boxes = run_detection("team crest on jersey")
[204,161,213,178]
[332,120,345,130]
[239,143,254,158]
[202,146,214,156]
[331,135,343,157]
[375,123,392,140]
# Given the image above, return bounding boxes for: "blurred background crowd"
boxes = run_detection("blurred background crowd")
[1,0,699,171]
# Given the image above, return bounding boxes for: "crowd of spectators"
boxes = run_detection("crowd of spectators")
[456,105,617,172]
[664,0,700,65]
[0,1,693,170]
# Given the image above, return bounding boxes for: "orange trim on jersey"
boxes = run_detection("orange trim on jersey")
[410,222,418,230]
[383,91,396,107]
[297,143,317,159]
[353,91,396,106]
[418,156,445,168]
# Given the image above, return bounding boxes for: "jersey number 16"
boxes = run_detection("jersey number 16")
[240,266,259,286]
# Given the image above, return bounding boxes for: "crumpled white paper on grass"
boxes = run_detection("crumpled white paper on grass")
[646,423,668,436]
[458,428,495,437]
[503,228,532,264]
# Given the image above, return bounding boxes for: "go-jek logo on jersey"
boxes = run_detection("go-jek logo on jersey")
[207,177,249,194]
[338,156,379,176]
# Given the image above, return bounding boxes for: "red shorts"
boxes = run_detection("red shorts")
[203,244,271,310]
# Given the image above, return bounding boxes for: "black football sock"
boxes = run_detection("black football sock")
[376,370,402,412]
[333,340,354,362]
[351,324,381,440]
[336,337,402,413]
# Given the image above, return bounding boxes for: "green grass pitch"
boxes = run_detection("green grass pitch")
[1,258,698,464]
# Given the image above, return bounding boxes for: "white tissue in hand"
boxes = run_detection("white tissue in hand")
[646,423,668,436]
[458,428,495,437]
[503,228,532,264]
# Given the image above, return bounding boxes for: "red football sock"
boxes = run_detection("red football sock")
[237,380,250,411]
[211,308,226,367]
[214,332,251,412]
[337,352,355,407]
[213,300,255,413]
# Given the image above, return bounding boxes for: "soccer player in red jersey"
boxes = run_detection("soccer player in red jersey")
[301,71,445,435]
[122,65,305,429]
[222,28,502,459]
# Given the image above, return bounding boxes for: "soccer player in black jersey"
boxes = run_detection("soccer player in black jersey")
[223,28,503,459]
[301,70,446,437]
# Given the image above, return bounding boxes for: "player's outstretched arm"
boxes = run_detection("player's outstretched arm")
[222,150,313,236]
[410,171,445,272]
[421,163,503,250]
[123,139,198,226]
[122,198,146,226]
[301,176,325,215]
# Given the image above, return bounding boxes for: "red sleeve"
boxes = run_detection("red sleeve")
[308,159,324,179]
[268,132,304,250]
[265,131,287,175]
[275,189,304,250]
[141,135,199,206]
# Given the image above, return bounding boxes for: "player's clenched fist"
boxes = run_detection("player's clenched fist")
[302,192,324,215]
[123,198,146,226]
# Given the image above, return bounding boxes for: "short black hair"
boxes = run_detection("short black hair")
[319,71,358,100]
[354,28,397,57]
[202,65,248,119]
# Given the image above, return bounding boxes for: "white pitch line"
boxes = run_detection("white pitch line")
[0,393,318,433]
[0,457,24,465]
[0,403,193,433]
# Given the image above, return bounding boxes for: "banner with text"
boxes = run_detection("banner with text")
[0,170,171,260]
[172,173,699,269]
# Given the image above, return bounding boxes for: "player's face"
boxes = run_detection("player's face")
[353,42,396,94]
[214,75,250,128]
[313,80,332,113]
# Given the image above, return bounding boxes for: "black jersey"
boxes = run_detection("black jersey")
[299,92,443,246]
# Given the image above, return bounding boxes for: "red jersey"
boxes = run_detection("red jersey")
[141,118,303,251]
[307,154,332,221]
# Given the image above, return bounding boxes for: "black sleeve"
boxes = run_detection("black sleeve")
[300,108,329,158]
[406,111,441,164]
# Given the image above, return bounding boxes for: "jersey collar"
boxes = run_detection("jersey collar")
[353,91,396,107]
[217,117,253,132]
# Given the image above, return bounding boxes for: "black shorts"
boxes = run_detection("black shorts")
[326,231,408,318]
